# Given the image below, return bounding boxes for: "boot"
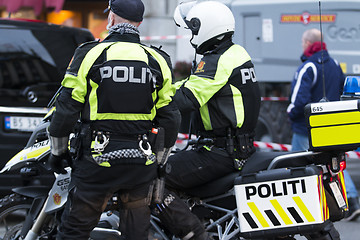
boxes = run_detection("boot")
[153,191,207,240]
[344,197,360,221]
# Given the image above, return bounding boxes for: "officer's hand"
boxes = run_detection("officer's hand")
[48,152,71,174]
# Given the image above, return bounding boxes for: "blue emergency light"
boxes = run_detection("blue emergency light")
[342,76,360,97]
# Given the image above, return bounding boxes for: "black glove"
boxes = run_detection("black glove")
[48,151,71,174]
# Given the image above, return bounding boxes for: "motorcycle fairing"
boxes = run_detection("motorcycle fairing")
[0,139,50,173]
[44,167,71,213]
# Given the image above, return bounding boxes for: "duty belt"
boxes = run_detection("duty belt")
[89,130,156,167]
[93,148,156,166]
[92,130,141,142]
[202,132,255,171]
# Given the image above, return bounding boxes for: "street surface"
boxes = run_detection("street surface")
[1,156,360,239]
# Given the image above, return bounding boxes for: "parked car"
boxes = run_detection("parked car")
[0,18,95,196]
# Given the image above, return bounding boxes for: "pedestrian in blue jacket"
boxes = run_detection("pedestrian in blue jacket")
[287,28,344,142]
[287,28,360,221]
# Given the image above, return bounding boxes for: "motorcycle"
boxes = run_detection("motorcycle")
[0,99,357,240]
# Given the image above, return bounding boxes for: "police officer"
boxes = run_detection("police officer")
[154,1,261,239]
[48,0,180,239]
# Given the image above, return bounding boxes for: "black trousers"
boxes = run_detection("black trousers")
[155,146,235,239]
[166,146,235,190]
[57,157,157,240]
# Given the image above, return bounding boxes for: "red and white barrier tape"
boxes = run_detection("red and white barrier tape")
[176,133,360,159]
[345,151,360,159]
[253,141,292,151]
[253,141,360,159]
[140,35,191,41]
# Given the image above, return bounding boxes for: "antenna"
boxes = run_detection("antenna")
[319,0,328,102]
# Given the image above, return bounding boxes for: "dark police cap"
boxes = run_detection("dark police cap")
[104,0,144,22]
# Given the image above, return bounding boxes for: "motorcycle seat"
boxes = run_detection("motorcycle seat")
[182,171,240,199]
[181,150,312,199]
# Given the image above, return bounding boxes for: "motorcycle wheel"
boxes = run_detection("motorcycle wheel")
[0,193,32,239]
[3,223,23,240]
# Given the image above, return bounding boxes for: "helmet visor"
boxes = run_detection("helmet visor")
[173,1,196,28]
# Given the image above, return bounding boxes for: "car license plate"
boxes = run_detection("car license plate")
[5,116,42,132]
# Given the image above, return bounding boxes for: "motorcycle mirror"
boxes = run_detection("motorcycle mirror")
[47,86,63,108]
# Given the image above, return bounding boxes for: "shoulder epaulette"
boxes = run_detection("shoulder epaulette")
[150,45,170,58]
[149,45,173,69]
[78,39,100,48]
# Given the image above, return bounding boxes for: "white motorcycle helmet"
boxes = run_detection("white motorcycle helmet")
[174,1,235,53]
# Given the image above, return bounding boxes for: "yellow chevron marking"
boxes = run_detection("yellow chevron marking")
[293,196,315,222]
[247,202,269,227]
[270,199,293,225]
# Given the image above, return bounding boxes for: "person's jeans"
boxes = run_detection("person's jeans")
[291,132,309,151]
[344,169,359,199]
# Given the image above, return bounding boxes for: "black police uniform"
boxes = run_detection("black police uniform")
[49,31,180,240]
[156,38,261,239]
